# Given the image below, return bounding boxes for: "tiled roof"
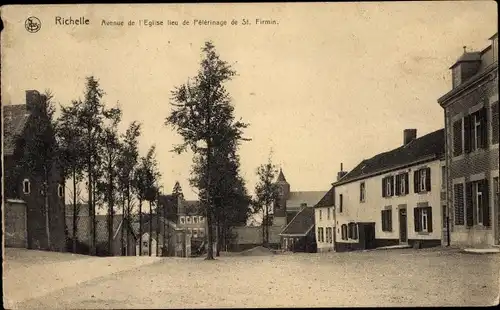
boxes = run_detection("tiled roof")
[286,191,327,210]
[335,129,445,186]
[183,200,201,215]
[450,52,482,69]
[314,187,335,208]
[280,206,315,236]
[3,104,30,156]
[277,169,287,182]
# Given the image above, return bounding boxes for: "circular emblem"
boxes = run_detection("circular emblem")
[25,16,41,33]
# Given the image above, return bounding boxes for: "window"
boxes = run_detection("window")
[317,227,321,242]
[319,210,322,220]
[186,216,192,224]
[441,166,446,190]
[414,207,433,233]
[193,216,198,224]
[473,113,483,151]
[327,208,330,220]
[454,183,465,225]
[325,227,330,243]
[317,227,324,243]
[395,173,409,196]
[381,208,392,232]
[464,109,487,153]
[179,216,185,224]
[57,184,64,198]
[193,228,198,238]
[453,119,463,156]
[465,179,490,227]
[360,182,366,202]
[341,224,348,240]
[199,228,205,237]
[414,167,431,193]
[492,102,499,145]
[339,194,343,213]
[382,176,394,197]
[22,179,31,195]
[348,223,358,240]
[199,216,205,223]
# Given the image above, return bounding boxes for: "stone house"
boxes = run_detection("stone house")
[333,129,446,252]
[313,187,335,253]
[280,205,316,253]
[3,90,66,251]
[437,32,499,247]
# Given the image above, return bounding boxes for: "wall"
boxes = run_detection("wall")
[4,199,28,248]
[335,159,443,247]
[315,205,335,252]
[444,66,499,247]
[230,225,282,251]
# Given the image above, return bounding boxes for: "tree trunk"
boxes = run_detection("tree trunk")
[126,185,131,255]
[44,169,51,250]
[265,204,270,247]
[149,201,153,256]
[108,165,114,256]
[72,169,78,253]
[205,140,214,260]
[88,128,95,256]
[139,200,143,256]
[262,209,265,246]
[121,194,125,256]
[156,201,160,257]
[92,178,97,255]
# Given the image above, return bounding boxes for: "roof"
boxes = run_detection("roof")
[314,187,335,208]
[334,129,445,186]
[3,104,30,156]
[489,32,498,40]
[183,200,201,215]
[450,52,482,69]
[280,206,315,236]
[286,191,327,211]
[277,169,287,183]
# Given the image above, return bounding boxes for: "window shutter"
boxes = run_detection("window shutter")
[464,115,472,153]
[425,167,431,192]
[480,107,488,149]
[404,173,409,194]
[482,179,490,227]
[492,103,499,144]
[427,207,433,232]
[414,170,419,193]
[465,182,474,227]
[390,176,395,196]
[382,177,386,197]
[395,175,401,196]
[453,120,463,156]
[388,209,392,231]
[381,211,386,231]
[454,183,465,225]
[414,208,420,232]
[353,224,358,239]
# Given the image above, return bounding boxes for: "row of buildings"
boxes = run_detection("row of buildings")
[277,32,498,252]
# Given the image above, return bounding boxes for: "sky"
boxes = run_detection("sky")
[1,2,498,202]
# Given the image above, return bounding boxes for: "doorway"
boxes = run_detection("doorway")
[399,207,408,244]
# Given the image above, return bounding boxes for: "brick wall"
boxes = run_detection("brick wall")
[4,200,28,248]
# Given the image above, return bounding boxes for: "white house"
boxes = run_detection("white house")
[313,187,336,253]
[332,129,446,252]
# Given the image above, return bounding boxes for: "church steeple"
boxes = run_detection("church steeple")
[277,168,287,183]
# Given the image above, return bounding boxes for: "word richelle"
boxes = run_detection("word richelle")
[55,16,90,25]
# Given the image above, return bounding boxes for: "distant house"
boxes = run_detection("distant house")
[3,90,66,251]
[333,129,446,252]
[280,206,316,253]
[313,187,336,253]
[65,204,137,256]
[438,32,499,248]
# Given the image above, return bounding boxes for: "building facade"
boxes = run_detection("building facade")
[314,187,335,253]
[438,33,499,247]
[333,129,446,252]
[3,90,66,251]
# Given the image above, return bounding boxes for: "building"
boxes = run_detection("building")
[280,206,316,252]
[313,187,336,252]
[333,129,446,252]
[438,32,499,247]
[3,90,66,251]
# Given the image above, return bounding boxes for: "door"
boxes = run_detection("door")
[363,223,376,249]
[399,208,408,244]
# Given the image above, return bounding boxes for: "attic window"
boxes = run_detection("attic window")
[199,216,204,223]
[23,179,31,195]
[179,216,185,224]
[186,216,192,224]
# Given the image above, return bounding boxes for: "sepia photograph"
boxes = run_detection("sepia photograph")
[1,2,499,308]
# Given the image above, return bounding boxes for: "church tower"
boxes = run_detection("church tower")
[273,168,290,222]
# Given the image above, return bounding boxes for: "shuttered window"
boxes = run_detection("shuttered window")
[466,182,474,227]
[414,167,431,193]
[395,173,409,196]
[341,224,348,240]
[414,207,433,233]
[454,183,465,225]
[381,209,392,232]
[492,102,499,145]
[382,176,394,197]
[453,119,463,156]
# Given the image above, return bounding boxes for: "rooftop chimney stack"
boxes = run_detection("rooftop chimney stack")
[337,162,348,181]
[403,129,417,146]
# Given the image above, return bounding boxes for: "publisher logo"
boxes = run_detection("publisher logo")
[25,16,41,33]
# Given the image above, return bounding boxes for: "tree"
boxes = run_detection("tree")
[166,41,248,260]
[254,155,279,247]
[117,121,142,255]
[172,181,183,198]
[57,99,86,253]
[18,90,58,250]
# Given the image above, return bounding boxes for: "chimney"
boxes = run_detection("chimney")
[403,129,417,146]
[25,90,41,112]
[337,162,348,181]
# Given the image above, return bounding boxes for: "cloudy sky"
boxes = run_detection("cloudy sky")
[1,2,498,201]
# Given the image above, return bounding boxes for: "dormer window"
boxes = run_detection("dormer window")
[193,216,198,224]
[58,184,64,198]
[199,216,204,223]
[186,216,192,224]
[179,216,185,224]
[23,179,31,195]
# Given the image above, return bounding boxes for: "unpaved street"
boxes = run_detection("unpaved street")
[4,248,500,308]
